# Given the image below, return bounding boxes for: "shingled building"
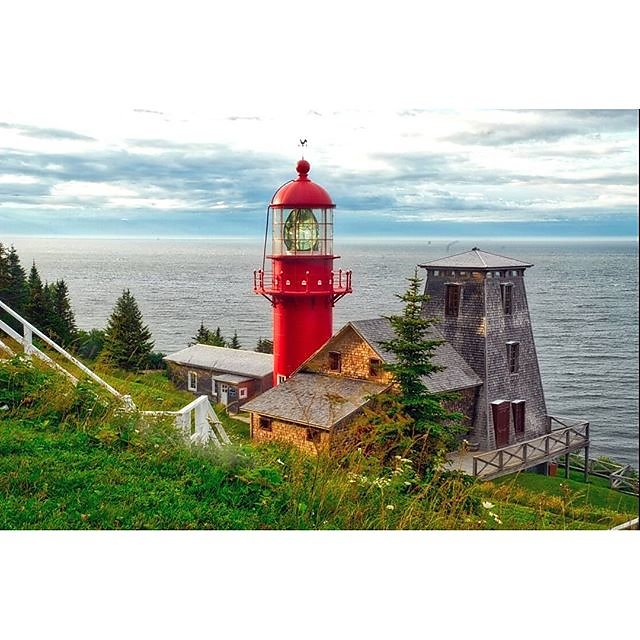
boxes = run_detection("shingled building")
[242,317,483,452]
[419,247,548,451]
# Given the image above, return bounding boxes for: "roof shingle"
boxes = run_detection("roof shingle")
[242,373,388,430]
[419,247,533,270]
[350,318,483,392]
[163,344,273,378]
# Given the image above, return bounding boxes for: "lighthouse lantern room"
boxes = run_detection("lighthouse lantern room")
[254,159,352,385]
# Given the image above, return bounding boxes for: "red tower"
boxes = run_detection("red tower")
[254,159,352,385]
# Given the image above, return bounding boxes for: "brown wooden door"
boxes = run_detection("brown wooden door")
[492,401,510,448]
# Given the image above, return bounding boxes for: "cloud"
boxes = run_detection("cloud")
[444,109,638,146]
[0,121,95,141]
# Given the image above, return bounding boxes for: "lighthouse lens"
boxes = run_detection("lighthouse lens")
[284,208,319,252]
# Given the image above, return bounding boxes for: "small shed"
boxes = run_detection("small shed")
[163,344,273,410]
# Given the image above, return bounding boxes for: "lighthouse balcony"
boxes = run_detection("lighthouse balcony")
[253,268,352,302]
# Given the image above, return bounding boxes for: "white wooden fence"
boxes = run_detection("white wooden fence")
[143,395,230,447]
[0,299,228,447]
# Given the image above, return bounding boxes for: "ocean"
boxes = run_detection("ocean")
[3,236,639,468]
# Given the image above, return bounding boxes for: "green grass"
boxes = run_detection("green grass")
[1,355,636,530]
[479,470,638,529]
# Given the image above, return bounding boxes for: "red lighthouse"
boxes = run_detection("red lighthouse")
[254,158,352,385]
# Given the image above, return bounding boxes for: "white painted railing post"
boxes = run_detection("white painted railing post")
[23,326,33,357]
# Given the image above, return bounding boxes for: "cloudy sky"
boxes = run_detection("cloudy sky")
[1,1,638,240]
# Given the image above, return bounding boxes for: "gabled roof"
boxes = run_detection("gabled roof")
[242,373,388,430]
[163,345,273,378]
[349,318,483,392]
[419,247,533,270]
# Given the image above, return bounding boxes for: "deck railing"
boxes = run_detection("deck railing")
[472,419,590,481]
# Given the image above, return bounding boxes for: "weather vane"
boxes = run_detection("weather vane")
[299,138,308,158]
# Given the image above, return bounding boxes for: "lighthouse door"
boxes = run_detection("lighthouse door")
[491,400,511,448]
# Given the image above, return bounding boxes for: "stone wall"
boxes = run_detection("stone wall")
[250,413,330,454]
[302,326,393,384]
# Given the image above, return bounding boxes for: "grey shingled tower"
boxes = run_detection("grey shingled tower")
[419,248,548,451]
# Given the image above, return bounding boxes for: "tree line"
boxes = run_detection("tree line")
[1,244,273,373]
[0,243,156,370]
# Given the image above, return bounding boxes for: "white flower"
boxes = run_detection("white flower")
[482,501,495,509]
[276,458,285,466]
[386,504,394,510]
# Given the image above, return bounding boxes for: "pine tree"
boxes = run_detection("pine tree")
[190,321,212,346]
[0,243,10,294]
[47,279,77,347]
[0,245,28,331]
[210,326,226,347]
[255,337,273,353]
[24,262,52,332]
[376,269,466,471]
[100,289,154,371]
[229,330,241,349]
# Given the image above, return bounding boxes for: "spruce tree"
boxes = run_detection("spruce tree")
[24,262,51,332]
[48,279,77,347]
[100,289,154,371]
[190,321,212,346]
[210,327,226,347]
[376,269,466,471]
[229,330,241,349]
[0,245,28,331]
[255,337,273,353]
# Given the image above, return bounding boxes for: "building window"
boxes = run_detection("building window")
[433,270,440,276]
[369,358,382,377]
[277,374,287,385]
[501,283,513,315]
[259,417,272,431]
[512,400,525,434]
[445,284,461,317]
[239,387,248,399]
[188,371,197,391]
[306,428,321,444]
[329,351,342,372]
[507,342,520,373]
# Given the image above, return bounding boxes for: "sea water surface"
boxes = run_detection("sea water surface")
[5,236,639,468]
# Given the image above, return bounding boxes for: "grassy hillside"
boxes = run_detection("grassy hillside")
[1,355,636,530]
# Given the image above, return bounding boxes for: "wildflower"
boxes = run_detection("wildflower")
[386,504,394,510]
[276,458,285,466]
[404,481,412,486]
[482,501,495,509]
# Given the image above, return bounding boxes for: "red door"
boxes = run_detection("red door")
[491,401,510,448]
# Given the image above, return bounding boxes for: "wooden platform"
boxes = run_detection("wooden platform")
[447,419,590,481]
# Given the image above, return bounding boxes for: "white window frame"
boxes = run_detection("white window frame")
[277,374,287,385]
[188,371,197,391]
[239,387,248,399]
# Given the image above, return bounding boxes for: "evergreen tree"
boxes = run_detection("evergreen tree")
[100,289,154,371]
[73,328,106,360]
[0,245,28,331]
[0,243,10,294]
[190,321,212,346]
[24,262,51,332]
[255,337,273,353]
[209,326,226,347]
[47,279,77,347]
[229,330,241,349]
[374,269,466,472]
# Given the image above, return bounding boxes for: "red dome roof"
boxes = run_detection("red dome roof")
[270,160,335,208]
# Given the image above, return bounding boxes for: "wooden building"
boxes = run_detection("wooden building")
[242,317,482,452]
[164,345,273,410]
[419,247,548,451]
